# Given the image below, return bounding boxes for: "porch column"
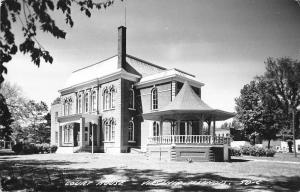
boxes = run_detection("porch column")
[177,120,181,135]
[159,120,163,136]
[80,117,85,147]
[91,122,94,154]
[97,118,101,146]
[207,120,211,135]
[58,125,62,147]
[212,119,216,137]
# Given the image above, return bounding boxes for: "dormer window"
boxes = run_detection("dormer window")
[151,87,158,110]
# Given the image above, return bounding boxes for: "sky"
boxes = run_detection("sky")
[4,0,300,125]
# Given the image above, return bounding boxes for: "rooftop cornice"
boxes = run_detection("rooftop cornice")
[59,69,141,94]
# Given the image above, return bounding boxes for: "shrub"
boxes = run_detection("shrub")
[229,147,241,156]
[50,145,58,153]
[240,145,276,157]
[12,143,23,154]
[265,148,276,157]
[240,146,251,155]
[12,143,53,154]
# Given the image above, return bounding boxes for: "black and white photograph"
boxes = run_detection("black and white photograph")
[1,0,300,191]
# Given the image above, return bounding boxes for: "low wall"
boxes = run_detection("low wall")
[147,144,227,162]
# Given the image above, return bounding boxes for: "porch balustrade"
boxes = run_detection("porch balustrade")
[148,135,230,145]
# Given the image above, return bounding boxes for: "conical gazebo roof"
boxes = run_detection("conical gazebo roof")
[142,82,235,121]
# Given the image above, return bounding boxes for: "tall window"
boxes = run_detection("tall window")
[111,121,115,141]
[151,88,158,110]
[55,112,58,122]
[103,89,109,110]
[85,93,89,112]
[104,120,115,142]
[78,94,82,113]
[129,89,134,109]
[64,100,68,116]
[68,98,72,115]
[153,121,160,136]
[64,126,72,143]
[92,91,97,111]
[128,121,134,141]
[55,131,58,144]
[111,90,115,109]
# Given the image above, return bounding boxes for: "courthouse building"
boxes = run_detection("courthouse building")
[51,26,234,161]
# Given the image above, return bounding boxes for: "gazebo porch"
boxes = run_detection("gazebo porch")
[145,117,231,162]
[142,82,234,162]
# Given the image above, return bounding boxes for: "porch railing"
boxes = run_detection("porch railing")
[148,135,230,145]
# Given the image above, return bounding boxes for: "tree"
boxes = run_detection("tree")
[0,94,13,142]
[23,100,49,143]
[220,120,247,141]
[235,79,284,148]
[263,57,300,138]
[1,0,118,85]
[0,81,50,143]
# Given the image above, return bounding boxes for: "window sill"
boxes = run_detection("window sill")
[103,141,115,143]
[128,141,136,143]
[103,108,115,112]
[128,108,136,111]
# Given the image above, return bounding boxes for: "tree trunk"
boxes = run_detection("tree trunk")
[268,139,271,149]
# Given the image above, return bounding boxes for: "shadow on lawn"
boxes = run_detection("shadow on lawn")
[0,159,299,192]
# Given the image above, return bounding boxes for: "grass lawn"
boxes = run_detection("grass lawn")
[0,151,300,191]
[234,152,300,163]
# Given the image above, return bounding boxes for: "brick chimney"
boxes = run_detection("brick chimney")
[118,26,126,68]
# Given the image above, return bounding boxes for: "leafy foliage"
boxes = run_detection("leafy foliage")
[239,145,276,157]
[235,57,300,148]
[0,81,50,143]
[12,142,57,154]
[235,79,283,148]
[0,0,117,84]
[0,94,13,141]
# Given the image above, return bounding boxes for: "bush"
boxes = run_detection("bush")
[12,143,53,154]
[12,143,23,154]
[265,148,276,157]
[240,145,276,157]
[240,146,251,155]
[50,145,58,153]
[229,147,241,156]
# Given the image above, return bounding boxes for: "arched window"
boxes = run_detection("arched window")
[153,121,160,136]
[128,121,134,141]
[104,121,110,141]
[64,100,68,116]
[85,92,89,112]
[110,120,115,141]
[129,89,134,109]
[104,119,115,141]
[92,91,97,111]
[78,94,82,113]
[68,98,72,115]
[151,88,158,110]
[110,87,116,109]
[103,89,109,110]
[64,125,72,143]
